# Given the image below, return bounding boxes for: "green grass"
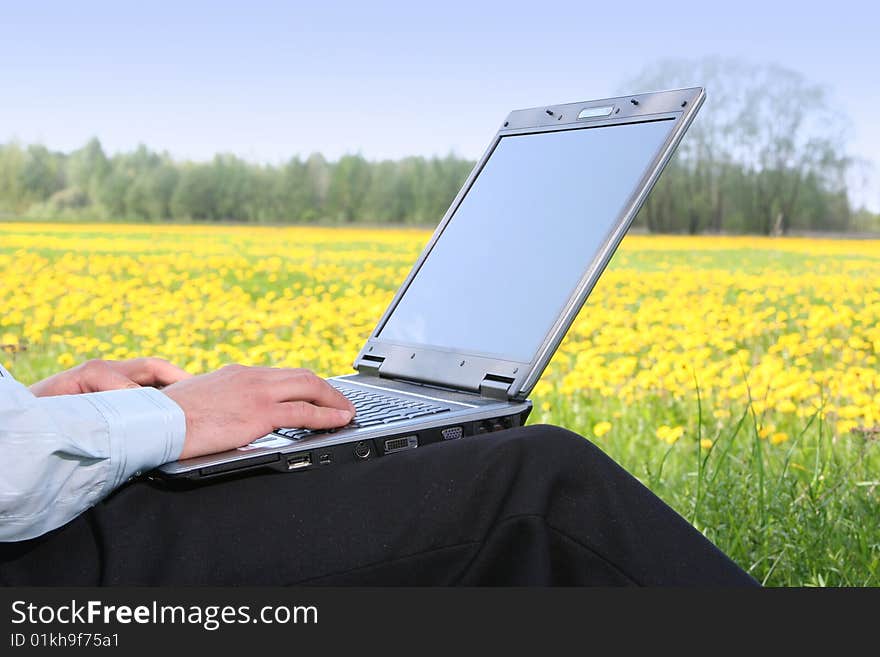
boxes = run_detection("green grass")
[533,390,879,586]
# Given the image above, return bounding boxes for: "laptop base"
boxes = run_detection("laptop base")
[152,402,532,481]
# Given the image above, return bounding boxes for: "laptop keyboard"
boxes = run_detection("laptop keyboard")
[271,381,451,441]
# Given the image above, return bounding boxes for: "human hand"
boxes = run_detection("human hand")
[30,358,191,397]
[161,365,357,460]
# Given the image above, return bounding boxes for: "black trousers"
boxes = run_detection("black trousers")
[0,424,756,586]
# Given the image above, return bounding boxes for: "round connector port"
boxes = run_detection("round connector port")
[354,441,372,460]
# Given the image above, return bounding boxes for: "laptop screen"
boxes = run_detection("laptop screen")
[376,118,676,363]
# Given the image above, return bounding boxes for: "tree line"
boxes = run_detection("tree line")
[0,140,473,225]
[0,59,876,233]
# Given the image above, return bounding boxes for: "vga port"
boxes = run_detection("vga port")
[441,426,463,441]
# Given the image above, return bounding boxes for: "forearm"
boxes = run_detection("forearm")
[0,370,185,542]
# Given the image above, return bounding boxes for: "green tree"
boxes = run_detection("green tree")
[0,143,27,213]
[20,144,64,203]
[125,164,179,220]
[170,164,218,220]
[327,154,372,222]
[67,138,110,200]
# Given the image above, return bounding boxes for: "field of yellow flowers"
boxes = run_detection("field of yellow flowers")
[1,222,878,585]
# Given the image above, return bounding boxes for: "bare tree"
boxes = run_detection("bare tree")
[626,57,850,234]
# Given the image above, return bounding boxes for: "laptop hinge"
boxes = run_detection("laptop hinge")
[479,374,515,401]
[355,354,385,377]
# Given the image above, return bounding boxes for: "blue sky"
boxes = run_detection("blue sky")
[2,0,878,210]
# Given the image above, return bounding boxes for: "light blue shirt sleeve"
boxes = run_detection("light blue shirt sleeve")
[0,363,187,542]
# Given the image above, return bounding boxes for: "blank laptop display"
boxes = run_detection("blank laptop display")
[377,118,675,362]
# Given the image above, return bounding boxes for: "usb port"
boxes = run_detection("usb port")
[286,454,312,470]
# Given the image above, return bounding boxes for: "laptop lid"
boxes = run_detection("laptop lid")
[353,87,705,400]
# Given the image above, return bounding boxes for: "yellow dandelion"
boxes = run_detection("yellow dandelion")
[656,425,684,445]
[836,420,858,435]
[770,432,789,445]
[593,421,612,437]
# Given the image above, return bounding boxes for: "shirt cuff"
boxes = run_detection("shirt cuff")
[82,387,187,488]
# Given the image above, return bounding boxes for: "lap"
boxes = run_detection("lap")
[0,425,755,586]
[95,424,596,584]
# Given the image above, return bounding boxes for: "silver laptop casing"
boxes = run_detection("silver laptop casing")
[157,87,705,479]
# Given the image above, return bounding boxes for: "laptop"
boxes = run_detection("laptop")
[156,87,705,480]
